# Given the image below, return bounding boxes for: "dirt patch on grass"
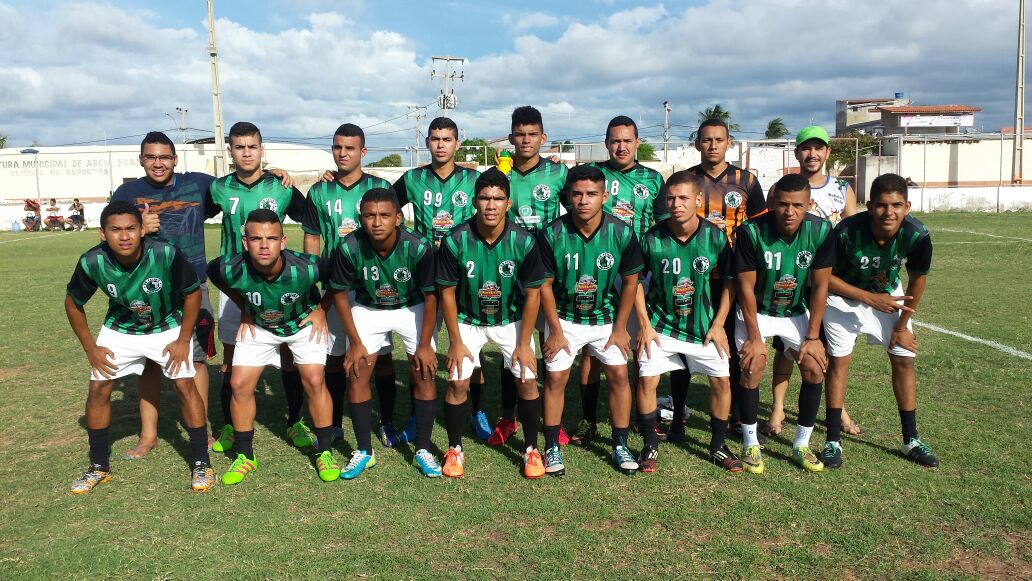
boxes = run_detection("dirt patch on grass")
[939,547,1032,578]
[0,366,30,381]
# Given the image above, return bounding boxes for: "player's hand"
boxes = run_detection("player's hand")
[267,168,294,188]
[604,327,633,359]
[548,155,562,163]
[343,343,372,378]
[797,338,828,373]
[637,325,661,360]
[542,331,572,363]
[162,338,192,376]
[889,328,918,354]
[512,343,537,381]
[236,311,257,343]
[320,170,335,183]
[413,343,438,381]
[703,324,730,360]
[739,338,768,379]
[86,345,118,378]
[865,292,915,314]
[446,341,473,380]
[141,203,160,234]
[300,308,328,344]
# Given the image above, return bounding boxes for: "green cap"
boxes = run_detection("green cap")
[795,125,830,146]
[498,150,513,158]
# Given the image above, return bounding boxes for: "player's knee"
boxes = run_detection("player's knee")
[889,354,915,374]
[87,380,114,402]
[799,362,824,384]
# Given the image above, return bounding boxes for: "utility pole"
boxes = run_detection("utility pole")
[431,56,465,117]
[165,107,188,143]
[1014,0,1026,184]
[407,105,427,166]
[662,101,671,163]
[208,0,227,177]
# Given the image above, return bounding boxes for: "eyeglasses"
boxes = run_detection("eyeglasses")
[141,154,175,163]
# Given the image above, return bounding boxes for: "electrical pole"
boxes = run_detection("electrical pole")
[408,105,427,166]
[1014,0,1026,184]
[208,0,227,177]
[662,101,671,163]
[431,56,465,117]
[165,108,188,143]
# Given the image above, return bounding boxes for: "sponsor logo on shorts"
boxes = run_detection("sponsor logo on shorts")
[693,256,710,274]
[394,267,412,282]
[280,293,300,305]
[724,191,743,208]
[259,198,279,212]
[498,260,516,278]
[596,252,615,271]
[142,278,163,294]
[633,184,650,200]
[451,191,469,207]
[795,251,813,269]
[532,184,551,201]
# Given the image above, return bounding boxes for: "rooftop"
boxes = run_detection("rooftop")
[877,105,981,114]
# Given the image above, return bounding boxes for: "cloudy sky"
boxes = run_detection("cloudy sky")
[0,0,1022,158]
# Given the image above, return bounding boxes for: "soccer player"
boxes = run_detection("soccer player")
[206,122,310,454]
[65,201,213,493]
[538,164,644,476]
[766,126,860,437]
[634,171,740,473]
[207,209,340,484]
[734,173,834,474]
[329,189,441,478]
[438,168,546,478]
[301,123,398,447]
[819,173,939,469]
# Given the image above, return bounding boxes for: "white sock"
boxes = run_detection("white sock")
[793,424,814,449]
[742,423,759,448]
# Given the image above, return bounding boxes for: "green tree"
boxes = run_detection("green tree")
[696,104,741,133]
[636,140,658,161]
[827,131,879,171]
[458,137,492,165]
[368,153,402,167]
[0,134,7,149]
[765,118,789,140]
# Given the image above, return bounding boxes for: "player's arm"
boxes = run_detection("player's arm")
[435,241,468,379]
[633,283,661,360]
[843,183,858,218]
[285,187,307,223]
[206,258,254,341]
[298,259,332,345]
[163,251,201,375]
[606,233,645,357]
[65,264,118,378]
[652,178,670,221]
[413,247,439,380]
[890,235,932,352]
[267,167,295,189]
[733,229,766,374]
[514,242,546,379]
[746,177,768,218]
[203,184,222,219]
[800,267,830,371]
[327,249,369,377]
[391,175,410,209]
[300,194,325,255]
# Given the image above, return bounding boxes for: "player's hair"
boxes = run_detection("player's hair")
[870,173,908,201]
[140,131,176,156]
[100,200,142,228]
[772,173,811,198]
[605,115,638,142]
[245,208,281,227]
[696,118,730,140]
[50,198,57,204]
[664,170,704,194]
[566,164,606,187]
[359,188,401,213]
[229,121,262,144]
[334,123,366,147]
[475,167,510,198]
[428,116,459,139]
[511,106,543,132]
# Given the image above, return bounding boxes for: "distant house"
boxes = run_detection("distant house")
[876,105,981,136]
[836,94,910,136]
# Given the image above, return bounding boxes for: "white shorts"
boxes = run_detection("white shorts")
[350,303,435,357]
[91,326,196,381]
[823,288,915,358]
[734,308,809,354]
[544,318,627,372]
[450,321,536,381]
[326,292,394,358]
[233,325,328,368]
[638,333,730,378]
[217,292,241,345]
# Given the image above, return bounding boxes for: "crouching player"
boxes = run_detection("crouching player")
[65,201,214,493]
[207,209,340,484]
[635,172,741,473]
[820,173,939,468]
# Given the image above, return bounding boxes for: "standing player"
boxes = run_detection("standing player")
[329,189,441,478]
[634,171,741,472]
[65,202,213,493]
[538,165,644,476]
[820,173,938,468]
[438,169,546,478]
[207,209,340,485]
[205,122,310,454]
[734,174,834,474]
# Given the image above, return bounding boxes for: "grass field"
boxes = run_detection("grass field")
[0,213,1030,579]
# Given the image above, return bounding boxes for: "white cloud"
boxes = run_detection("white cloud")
[502,11,560,33]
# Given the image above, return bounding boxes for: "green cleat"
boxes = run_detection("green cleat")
[315,450,341,482]
[211,424,234,452]
[793,446,825,473]
[222,453,258,485]
[742,445,765,475]
[287,420,315,448]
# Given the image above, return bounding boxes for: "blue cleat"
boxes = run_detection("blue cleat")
[378,423,400,448]
[470,411,492,441]
[340,450,376,480]
[398,416,418,445]
[413,448,442,477]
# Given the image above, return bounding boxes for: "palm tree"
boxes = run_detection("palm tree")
[694,105,741,139]
[765,117,789,140]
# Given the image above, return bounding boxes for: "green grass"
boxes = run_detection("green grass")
[0,215,1030,579]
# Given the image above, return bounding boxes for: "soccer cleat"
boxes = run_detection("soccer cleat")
[70,464,112,494]
[793,446,825,473]
[741,445,765,475]
[558,426,570,446]
[613,445,639,475]
[821,441,844,469]
[569,420,597,447]
[413,448,442,477]
[443,446,465,478]
[221,454,258,485]
[523,448,545,479]
[211,424,234,452]
[378,423,400,448]
[542,445,565,477]
[487,418,519,447]
[191,461,216,491]
[331,427,345,443]
[340,450,375,480]
[316,450,341,481]
[470,411,492,441]
[398,416,418,445]
[638,445,659,473]
[710,445,743,473]
[287,420,315,448]
[665,419,686,443]
[902,438,940,468]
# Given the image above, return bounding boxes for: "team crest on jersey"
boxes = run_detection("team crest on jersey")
[633,184,651,200]
[724,191,743,208]
[498,260,516,278]
[532,184,552,201]
[280,293,300,305]
[596,252,615,271]
[129,300,153,323]
[892,254,905,269]
[451,191,469,207]
[259,310,283,324]
[142,278,163,294]
[375,284,399,305]
[478,281,502,315]
[693,257,711,274]
[795,251,813,269]
[394,267,412,282]
[259,198,278,212]
[338,218,358,237]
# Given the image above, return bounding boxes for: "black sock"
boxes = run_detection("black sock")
[638,410,659,448]
[350,399,373,454]
[500,371,517,420]
[444,401,467,449]
[413,398,436,451]
[899,409,918,443]
[826,407,843,443]
[709,416,729,453]
[581,381,600,424]
[612,426,630,448]
[544,424,561,450]
[469,381,484,413]
[234,430,255,459]
[326,371,346,429]
[670,370,691,423]
[87,427,110,471]
[186,426,211,466]
[728,346,742,424]
[314,425,333,453]
[518,396,541,449]
[220,370,233,426]
[797,381,823,428]
[738,386,759,425]
[375,372,397,425]
[281,369,304,425]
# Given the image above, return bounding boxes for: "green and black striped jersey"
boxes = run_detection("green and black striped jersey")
[205,171,306,256]
[508,158,568,231]
[437,219,546,326]
[642,220,733,344]
[586,161,667,239]
[67,238,199,335]
[301,173,392,258]
[734,213,835,317]
[832,212,932,293]
[539,213,644,325]
[393,165,479,244]
[206,250,326,337]
[329,227,435,310]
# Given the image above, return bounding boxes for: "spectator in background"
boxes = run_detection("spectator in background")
[44,198,65,231]
[66,198,86,231]
[22,199,41,232]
